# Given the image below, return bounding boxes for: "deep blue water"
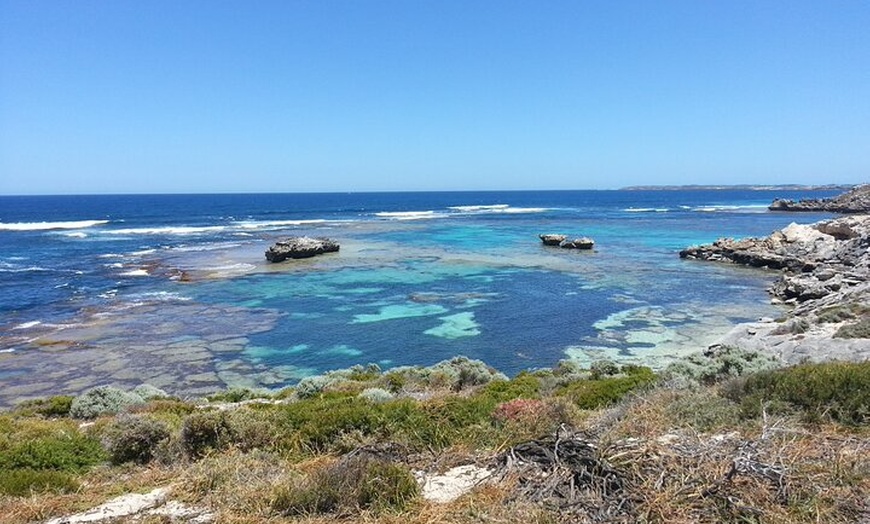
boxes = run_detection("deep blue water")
[0,190,839,403]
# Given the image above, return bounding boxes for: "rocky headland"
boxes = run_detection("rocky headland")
[769,183,870,213]
[265,236,340,262]
[680,212,870,364]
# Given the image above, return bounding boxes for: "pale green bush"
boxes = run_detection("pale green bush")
[70,386,145,419]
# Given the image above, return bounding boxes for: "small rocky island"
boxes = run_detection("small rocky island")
[539,234,595,250]
[265,236,340,262]
[769,184,870,213]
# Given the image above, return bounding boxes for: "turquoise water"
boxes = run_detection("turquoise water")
[0,190,839,404]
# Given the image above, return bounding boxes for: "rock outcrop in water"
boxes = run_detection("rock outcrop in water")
[265,236,340,262]
[539,234,595,250]
[680,214,870,363]
[769,184,870,213]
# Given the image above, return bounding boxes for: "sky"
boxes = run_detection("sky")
[0,1,868,194]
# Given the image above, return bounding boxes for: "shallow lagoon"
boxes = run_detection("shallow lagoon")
[0,190,838,405]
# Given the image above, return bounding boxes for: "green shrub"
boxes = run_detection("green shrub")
[727,361,870,425]
[103,414,170,464]
[295,375,338,399]
[663,346,780,387]
[206,387,270,403]
[0,469,78,496]
[557,365,657,409]
[771,318,810,335]
[132,384,170,401]
[180,410,235,458]
[70,386,145,419]
[272,455,418,516]
[816,303,868,323]
[664,391,742,432]
[359,387,395,403]
[834,318,870,339]
[14,396,74,418]
[0,432,106,472]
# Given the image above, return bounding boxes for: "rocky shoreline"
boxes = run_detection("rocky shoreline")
[768,183,870,213]
[680,209,870,364]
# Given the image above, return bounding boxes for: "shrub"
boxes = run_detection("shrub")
[0,469,78,496]
[359,388,395,403]
[103,414,170,464]
[295,375,338,399]
[557,365,657,409]
[834,317,870,339]
[180,410,235,458]
[206,387,270,403]
[70,386,144,419]
[663,391,742,432]
[816,303,867,323]
[14,396,74,418]
[663,346,780,387]
[225,408,279,452]
[771,317,810,335]
[272,455,418,516]
[0,432,106,472]
[132,384,170,401]
[726,361,870,425]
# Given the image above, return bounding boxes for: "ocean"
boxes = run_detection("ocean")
[0,189,838,405]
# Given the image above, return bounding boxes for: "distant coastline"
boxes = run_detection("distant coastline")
[621,184,854,191]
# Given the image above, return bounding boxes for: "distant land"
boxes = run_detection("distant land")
[621,184,855,191]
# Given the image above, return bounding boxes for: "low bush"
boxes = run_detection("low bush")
[14,395,74,418]
[0,469,78,496]
[0,431,105,472]
[206,387,269,403]
[557,365,657,409]
[272,455,418,516]
[816,303,868,323]
[726,361,870,425]
[69,385,145,419]
[663,346,780,387]
[834,317,870,339]
[103,414,170,464]
[358,387,395,403]
[132,384,170,401]
[663,390,742,432]
[180,410,235,458]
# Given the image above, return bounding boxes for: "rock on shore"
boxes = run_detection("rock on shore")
[769,184,870,213]
[265,237,340,262]
[680,215,870,363]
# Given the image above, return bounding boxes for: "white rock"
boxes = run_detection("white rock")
[416,464,492,503]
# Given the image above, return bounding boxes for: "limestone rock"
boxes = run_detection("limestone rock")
[540,234,594,249]
[769,184,870,213]
[265,236,340,262]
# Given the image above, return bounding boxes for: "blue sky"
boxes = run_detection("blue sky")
[1,1,868,194]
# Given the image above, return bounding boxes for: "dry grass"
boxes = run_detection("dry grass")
[0,462,180,524]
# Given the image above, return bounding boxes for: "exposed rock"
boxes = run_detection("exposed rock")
[769,184,870,213]
[265,236,340,262]
[415,464,493,503]
[681,214,870,363]
[560,237,595,250]
[539,234,567,246]
[540,234,595,250]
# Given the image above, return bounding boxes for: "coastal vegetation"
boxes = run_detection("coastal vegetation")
[1,353,868,523]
